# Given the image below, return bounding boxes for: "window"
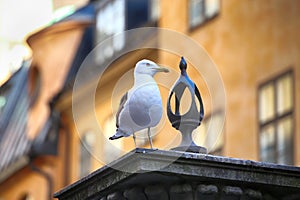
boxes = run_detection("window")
[126,0,159,29]
[95,0,160,65]
[258,70,294,165]
[194,111,224,155]
[79,131,95,177]
[95,0,126,64]
[189,0,220,29]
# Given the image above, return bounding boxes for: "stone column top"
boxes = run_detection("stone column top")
[54,148,300,200]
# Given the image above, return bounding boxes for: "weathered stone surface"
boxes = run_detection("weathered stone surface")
[262,194,277,200]
[123,187,147,200]
[221,186,243,200]
[170,184,193,200]
[107,191,125,200]
[144,185,169,200]
[197,184,218,194]
[243,189,263,200]
[195,184,218,200]
[54,148,300,200]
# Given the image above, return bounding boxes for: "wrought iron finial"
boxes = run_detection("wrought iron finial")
[167,56,206,153]
[179,56,187,72]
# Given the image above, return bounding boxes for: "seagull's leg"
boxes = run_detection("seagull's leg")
[147,127,153,149]
[133,132,137,148]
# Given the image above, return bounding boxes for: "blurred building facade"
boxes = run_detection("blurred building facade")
[0,0,299,199]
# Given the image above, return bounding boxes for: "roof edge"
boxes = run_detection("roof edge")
[26,20,94,47]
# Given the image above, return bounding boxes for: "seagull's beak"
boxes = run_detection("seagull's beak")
[152,65,169,73]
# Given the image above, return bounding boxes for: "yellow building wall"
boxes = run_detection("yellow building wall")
[70,0,300,168]
[159,0,300,163]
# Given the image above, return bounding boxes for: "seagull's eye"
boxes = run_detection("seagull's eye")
[146,63,150,67]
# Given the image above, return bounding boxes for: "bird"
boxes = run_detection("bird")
[109,59,169,149]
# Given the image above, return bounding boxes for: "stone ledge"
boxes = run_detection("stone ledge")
[54,148,300,200]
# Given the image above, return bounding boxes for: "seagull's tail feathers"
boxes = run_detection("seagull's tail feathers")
[109,134,123,140]
[109,130,125,140]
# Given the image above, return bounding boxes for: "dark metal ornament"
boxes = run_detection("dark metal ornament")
[167,57,206,153]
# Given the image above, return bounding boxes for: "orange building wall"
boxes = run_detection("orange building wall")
[27,25,85,139]
[0,24,88,199]
[0,169,48,200]
[0,130,68,200]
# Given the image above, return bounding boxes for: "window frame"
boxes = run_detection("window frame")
[94,0,159,65]
[257,69,295,165]
[95,0,126,65]
[188,0,221,31]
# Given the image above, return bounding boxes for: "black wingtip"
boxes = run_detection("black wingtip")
[109,135,123,140]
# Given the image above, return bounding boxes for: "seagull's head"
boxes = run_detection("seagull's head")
[134,59,169,77]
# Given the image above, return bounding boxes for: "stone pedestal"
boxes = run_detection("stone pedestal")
[54,148,300,200]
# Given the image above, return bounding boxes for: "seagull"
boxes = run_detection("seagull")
[109,59,169,148]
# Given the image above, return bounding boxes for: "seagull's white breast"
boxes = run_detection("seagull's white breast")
[118,77,163,134]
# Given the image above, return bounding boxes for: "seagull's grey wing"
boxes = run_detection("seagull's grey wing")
[116,92,128,128]
[129,105,151,127]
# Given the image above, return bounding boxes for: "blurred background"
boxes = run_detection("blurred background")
[0,0,87,84]
[0,0,299,199]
